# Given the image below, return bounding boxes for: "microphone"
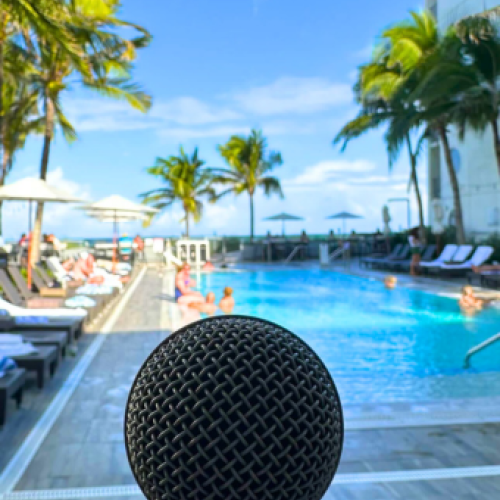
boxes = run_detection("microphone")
[125,316,344,500]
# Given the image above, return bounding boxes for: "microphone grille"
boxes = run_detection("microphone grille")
[125,316,343,500]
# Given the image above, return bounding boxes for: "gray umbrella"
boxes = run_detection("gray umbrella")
[264,212,303,237]
[326,211,363,235]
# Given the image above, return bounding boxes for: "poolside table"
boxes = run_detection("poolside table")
[0,368,26,425]
[11,345,58,389]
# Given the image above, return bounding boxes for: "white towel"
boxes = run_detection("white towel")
[0,343,38,357]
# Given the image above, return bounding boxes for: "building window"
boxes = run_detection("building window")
[430,144,441,199]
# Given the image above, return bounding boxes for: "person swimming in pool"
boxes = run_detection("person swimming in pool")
[384,275,397,289]
[459,286,497,313]
[188,292,218,315]
[175,263,204,305]
[219,286,235,313]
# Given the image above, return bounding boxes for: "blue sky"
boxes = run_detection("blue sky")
[5,0,426,240]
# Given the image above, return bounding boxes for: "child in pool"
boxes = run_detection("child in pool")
[219,287,235,313]
[384,276,397,289]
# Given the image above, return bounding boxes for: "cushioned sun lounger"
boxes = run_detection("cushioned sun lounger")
[0,368,26,425]
[9,345,58,389]
[7,265,66,308]
[374,245,410,270]
[420,244,458,270]
[439,246,494,276]
[361,244,403,268]
[387,245,437,272]
[2,331,68,359]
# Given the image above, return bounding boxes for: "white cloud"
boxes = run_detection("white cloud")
[150,97,241,125]
[231,77,352,116]
[285,160,376,186]
[159,125,252,140]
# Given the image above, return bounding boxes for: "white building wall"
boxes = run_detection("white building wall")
[426,0,500,238]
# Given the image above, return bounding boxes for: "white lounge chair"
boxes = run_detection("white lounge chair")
[0,298,86,319]
[440,246,494,274]
[420,244,458,269]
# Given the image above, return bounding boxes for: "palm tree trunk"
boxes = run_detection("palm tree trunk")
[0,150,11,236]
[185,211,189,237]
[490,118,500,176]
[0,11,4,188]
[406,135,426,244]
[437,125,466,244]
[249,192,254,242]
[31,97,55,264]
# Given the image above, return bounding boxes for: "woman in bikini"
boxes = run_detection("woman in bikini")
[175,264,204,305]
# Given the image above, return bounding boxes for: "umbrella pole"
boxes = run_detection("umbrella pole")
[112,211,117,273]
[343,219,346,239]
[282,219,284,238]
[27,200,32,290]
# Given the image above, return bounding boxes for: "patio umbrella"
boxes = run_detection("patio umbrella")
[326,211,363,236]
[0,177,85,288]
[264,212,303,237]
[81,195,158,269]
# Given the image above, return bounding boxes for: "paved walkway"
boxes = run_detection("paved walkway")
[0,267,499,499]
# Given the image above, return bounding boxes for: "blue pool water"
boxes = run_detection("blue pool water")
[198,268,500,405]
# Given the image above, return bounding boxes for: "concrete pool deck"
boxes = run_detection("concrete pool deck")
[0,266,499,499]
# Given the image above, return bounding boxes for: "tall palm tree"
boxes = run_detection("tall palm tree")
[418,17,500,176]
[334,67,428,243]
[359,11,466,243]
[29,0,151,262]
[214,129,283,241]
[0,0,78,172]
[141,147,216,237]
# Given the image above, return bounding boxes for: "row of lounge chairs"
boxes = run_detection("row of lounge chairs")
[361,243,494,277]
[0,255,135,426]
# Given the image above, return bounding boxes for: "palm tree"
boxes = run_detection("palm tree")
[0,0,78,172]
[419,17,500,176]
[29,0,151,262]
[357,11,466,243]
[214,129,283,241]
[334,67,428,243]
[141,147,216,237]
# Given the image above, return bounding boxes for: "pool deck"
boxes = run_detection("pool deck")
[1,266,500,500]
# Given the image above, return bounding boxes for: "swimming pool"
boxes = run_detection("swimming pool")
[198,267,500,405]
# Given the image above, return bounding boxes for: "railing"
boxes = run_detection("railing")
[464,333,500,368]
[284,245,303,264]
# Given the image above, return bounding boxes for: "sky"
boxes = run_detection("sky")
[4,0,426,240]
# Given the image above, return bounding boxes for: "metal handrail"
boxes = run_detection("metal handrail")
[329,242,350,262]
[464,333,500,369]
[284,245,302,264]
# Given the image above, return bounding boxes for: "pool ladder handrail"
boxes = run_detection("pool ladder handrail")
[464,333,500,369]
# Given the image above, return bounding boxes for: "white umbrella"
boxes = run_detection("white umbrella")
[80,195,158,269]
[0,177,85,287]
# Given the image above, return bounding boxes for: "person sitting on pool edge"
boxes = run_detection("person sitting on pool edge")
[188,292,218,315]
[175,263,204,305]
[219,286,235,313]
[384,275,397,289]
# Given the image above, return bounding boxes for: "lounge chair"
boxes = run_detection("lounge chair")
[439,246,494,277]
[420,244,458,271]
[3,344,58,390]
[0,300,85,344]
[0,367,26,425]
[7,265,66,309]
[388,245,437,272]
[47,256,123,291]
[36,264,58,287]
[2,331,68,359]
[361,244,403,268]
[425,244,474,274]
[374,245,410,270]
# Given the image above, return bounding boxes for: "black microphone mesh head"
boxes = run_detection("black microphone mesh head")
[125,316,343,500]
